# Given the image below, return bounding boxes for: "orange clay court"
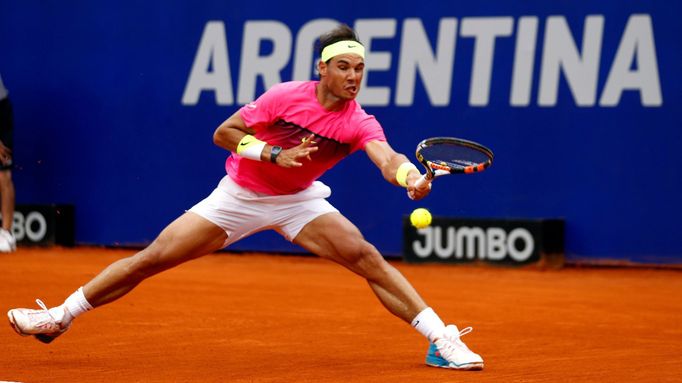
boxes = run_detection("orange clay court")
[1,247,681,383]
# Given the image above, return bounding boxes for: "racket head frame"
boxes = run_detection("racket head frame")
[415,136,494,179]
[412,137,494,191]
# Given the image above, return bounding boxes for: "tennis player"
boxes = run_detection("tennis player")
[7,24,483,370]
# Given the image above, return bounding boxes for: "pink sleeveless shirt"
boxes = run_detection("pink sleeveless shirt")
[225,81,386,195]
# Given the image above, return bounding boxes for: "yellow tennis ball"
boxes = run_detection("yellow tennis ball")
[410,208,432,229]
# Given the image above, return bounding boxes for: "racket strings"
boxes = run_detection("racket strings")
[422,145,490,169]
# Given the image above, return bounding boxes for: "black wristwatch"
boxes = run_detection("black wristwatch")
[270,145,283,163]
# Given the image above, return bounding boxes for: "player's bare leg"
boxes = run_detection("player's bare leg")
[293,212,427,323]
[293,212,484,370]
[83,212,228,307]
[8,212,227,343]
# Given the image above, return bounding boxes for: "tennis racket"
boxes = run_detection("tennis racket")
[414,137,494,190]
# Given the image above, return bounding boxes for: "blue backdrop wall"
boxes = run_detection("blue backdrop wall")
[1,1,680,264]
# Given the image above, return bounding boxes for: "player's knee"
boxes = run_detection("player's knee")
[352,241,388,277]
[126,242,169,279]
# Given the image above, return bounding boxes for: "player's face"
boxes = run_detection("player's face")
[320,54,364,100]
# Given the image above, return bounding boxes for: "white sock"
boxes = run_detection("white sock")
[49,287,94,326]
[411,307,446,343]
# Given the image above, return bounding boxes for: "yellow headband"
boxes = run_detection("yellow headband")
[320,40,365,62]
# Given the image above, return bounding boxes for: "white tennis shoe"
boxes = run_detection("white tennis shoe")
[0,228,16,252]
[426,325,484,370]
[7,299,70,343]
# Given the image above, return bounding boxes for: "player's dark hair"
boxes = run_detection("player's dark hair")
[317,24,361,62]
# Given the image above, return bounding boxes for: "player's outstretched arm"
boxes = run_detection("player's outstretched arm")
[365,140,430,200]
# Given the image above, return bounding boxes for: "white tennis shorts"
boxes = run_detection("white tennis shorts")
[189,175,338,248]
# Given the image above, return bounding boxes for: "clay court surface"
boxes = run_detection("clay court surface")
[1,247,680,382]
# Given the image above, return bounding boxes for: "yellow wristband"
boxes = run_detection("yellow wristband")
[236,134,266,161]
[396,162,418,187]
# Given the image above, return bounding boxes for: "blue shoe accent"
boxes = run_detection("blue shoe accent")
[426,343,449,367]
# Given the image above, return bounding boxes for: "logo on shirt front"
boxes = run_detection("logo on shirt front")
[246,102,257,109]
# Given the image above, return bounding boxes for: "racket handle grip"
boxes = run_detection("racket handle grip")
[414,174,432,190]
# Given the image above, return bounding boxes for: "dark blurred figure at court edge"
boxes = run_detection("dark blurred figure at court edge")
[0,73,16,252]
